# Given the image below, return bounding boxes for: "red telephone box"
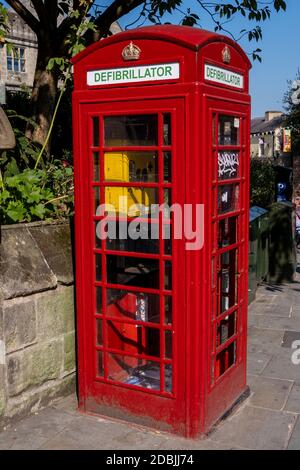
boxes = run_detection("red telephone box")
[72,25,251,437]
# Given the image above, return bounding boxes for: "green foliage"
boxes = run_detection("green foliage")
[0,161,74,224]
[47,1,96,76]
[0,108,74,225]
[1,113,43,170]
[250,158,276,208]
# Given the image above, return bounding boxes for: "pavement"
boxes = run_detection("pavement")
[1,270,300,450]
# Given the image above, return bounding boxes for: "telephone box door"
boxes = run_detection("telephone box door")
[204,98,250,430]
[76,97,187,433]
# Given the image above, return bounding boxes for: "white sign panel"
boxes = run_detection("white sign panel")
[87,63,180,86]
[205,64,244,89]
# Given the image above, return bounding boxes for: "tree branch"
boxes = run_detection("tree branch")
[6,0,40,33]
[31,0,48,27]
[45,0,58,31]
[57,1,95,51]
[94,0,146,37]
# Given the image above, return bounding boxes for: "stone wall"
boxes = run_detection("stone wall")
[0,221,76,428]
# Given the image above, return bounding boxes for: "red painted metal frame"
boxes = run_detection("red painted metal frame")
[72,25,251,437]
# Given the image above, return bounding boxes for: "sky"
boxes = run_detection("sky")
[3,1,300,117]
[117,0,300,118]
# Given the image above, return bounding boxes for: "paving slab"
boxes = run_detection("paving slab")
[291,305,300,318]
[247,375,293,411]
[209,405,297,450]
[51,393,78,415]
[284,382,300,414]
[248,315,300,333]
[262,348,300,381]
[247,351,273,375]
[0,408,78,450]
[39,413,156,450]
[249,304,292,318]
[157,437,243,450]
[287,416,300,450]
[248,327,284,355]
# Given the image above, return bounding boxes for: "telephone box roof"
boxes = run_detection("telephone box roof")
[72,24,251,68]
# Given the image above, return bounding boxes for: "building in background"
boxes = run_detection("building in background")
[0,10,38,96]
[251,111,294,202]
[250,111,287,159]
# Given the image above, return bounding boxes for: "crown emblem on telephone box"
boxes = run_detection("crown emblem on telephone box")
[122,42,141,61]
[222,46,231,64]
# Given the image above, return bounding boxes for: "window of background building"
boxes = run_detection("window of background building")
[7,47,26,73]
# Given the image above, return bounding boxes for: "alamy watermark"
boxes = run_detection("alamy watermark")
[291,340,300,365]
[95,198,204,251]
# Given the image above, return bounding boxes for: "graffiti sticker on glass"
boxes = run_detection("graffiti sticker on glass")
[218,151,240,180]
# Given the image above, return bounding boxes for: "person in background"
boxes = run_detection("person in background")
[295,196,300,248]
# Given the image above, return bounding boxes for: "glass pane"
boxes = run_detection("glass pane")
[163,189,172,220]
[164,261,172,290]
[20,48,25,58]
[164,296,172,325]
[106,289,160,324]
[163,152,172,183]
[104,151,158,183]
[218,115,240,146]
[164,229,172,255]
[94,187,101,216]
[107,320,160,357]
[165,364,172,392]
[7,57,12,70]
[20,59,25,72]
[96,318,103,346]
[95,254,102,281]
[165,330,172,359]
[95,221,103,249]
[106,220,159,254]
[107,255,159,289]
[218,151,240,180]
[104,115,158,146]
[163,114,171,145]
[215,341,236,378]
[218,249,238,314]
[218,184,239,214]
[93,152,100,182]
[14,59,19,71]
[107,354,161,390]
[97,351,104,377]
[93,117,100,147]
[105,187,158,217]
[217,312,236,347]
[164,188,171,205]
[218,217,237,248]
[212,114,217,145]
[221,269,230,294]
[96,287,102,314]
